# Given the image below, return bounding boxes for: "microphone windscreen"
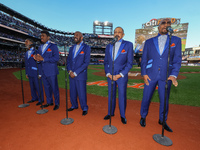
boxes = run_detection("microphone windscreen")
[166,26,174,33]
[36,41,41,45]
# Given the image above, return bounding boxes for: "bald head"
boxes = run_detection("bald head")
[74,31,83,44]
[75,31,83,37]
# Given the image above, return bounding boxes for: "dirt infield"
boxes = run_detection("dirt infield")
[0,68,199,150]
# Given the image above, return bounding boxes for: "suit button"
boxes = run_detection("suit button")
[158,68,160,70]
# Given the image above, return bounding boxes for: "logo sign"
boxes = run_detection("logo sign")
[142,18,180,29]
[87,80,158,89]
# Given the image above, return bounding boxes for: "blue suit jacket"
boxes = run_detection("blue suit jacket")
[104,40,133,80]
[141,34,182,81]
[135,42,145,54]
[25,48,42,77]
[38,42,59,77]
[67,42,91,80]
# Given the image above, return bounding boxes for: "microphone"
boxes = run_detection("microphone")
[30,41,41,47]
[111,36,118,45]
[36,41,41,45]
[166,26,174,33]
[29,41,41,48]
[19,44,25,48]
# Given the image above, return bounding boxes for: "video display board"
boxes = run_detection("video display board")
[135,18,188,53]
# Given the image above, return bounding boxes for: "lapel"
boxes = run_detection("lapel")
[135,44,141,53]
[26,51,28,60]
[72,45,76,59]
[115,40,125,60]
[109,44,113,60]
[153,34,170,56]
[109,40,125,61]
[28,48,34,59]
[42,42,51,55]
[74,43,84,58]
[153,35,160,55]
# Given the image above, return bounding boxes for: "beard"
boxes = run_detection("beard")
[159,28,168,35]
[74,38,81,44]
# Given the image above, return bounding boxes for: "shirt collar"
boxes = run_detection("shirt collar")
[44,41,50,45]
[117,39,123,43]
[30,47,34,51]
[28,47,33,51]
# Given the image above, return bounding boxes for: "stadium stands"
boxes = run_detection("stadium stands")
[0,3,116,68]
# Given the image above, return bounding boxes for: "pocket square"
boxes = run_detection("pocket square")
[47,48,52,52]
[121,49,126,53]
[80,51,84,54]
[170,43,175,47]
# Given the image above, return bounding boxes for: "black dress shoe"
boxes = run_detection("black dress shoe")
[53,105,59,110]
[82,110,88,116]
[158,120,173,132]
[36,102,43,106]
[40,103,53,108]
[27,100,36,103]
[121,117,127,124]
[67,107,78,111]
[140,118,146,127]
[104,114,114,120]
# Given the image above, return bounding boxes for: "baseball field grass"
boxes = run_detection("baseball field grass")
[13,65,200,107]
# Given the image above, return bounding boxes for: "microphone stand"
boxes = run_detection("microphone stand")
[103,42,117,134]
[34,44,48,114]
[61,40,74,125]
[153,32,173,146]
[18,45,30,108]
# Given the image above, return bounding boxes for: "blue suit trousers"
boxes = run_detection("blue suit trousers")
[42,74,60,105]
[69,78,88,111]
[140,73,172,121]
[28,76,44,102]
[107,77,127,118]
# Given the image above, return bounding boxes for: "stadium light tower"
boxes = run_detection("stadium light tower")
[93,21,113,35]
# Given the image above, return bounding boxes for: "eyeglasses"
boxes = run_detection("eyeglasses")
[161,21,171,25]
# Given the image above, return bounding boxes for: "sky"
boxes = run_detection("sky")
[1,0,200,48]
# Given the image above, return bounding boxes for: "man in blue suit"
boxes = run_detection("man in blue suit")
[25,38,44,106]
[139,18,182,132]
[67,31,91,116]
[34,30,60,110]
[104,27,133,124]
[135,35,145,54]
